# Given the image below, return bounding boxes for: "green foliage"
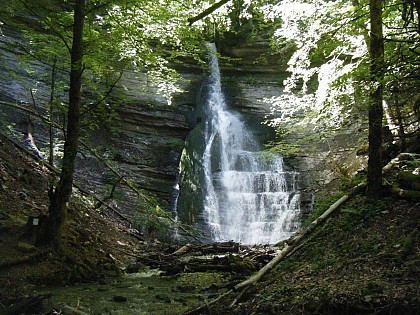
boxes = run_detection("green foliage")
[18,168,36,185]
[1,0,213,131]
[0,0,226,239]
[72,190,96,211]
[303,190,344,227]
[133,203,173,239]
[341,200,379,217]
[339,171,367,191]
[400,232,416,258]
[312,252,337,272]
[262,0,419,153]
[163,138,185,150]
[223,74,269,87]
[265,140,304,158]
[274,259,294,272]
[262,0,371,135]
[229,254,256,273]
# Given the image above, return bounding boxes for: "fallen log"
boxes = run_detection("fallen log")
[61,304,90,315]
[200,241,240,254]
[392,186,420,201]
[185,263,232,272]
[172,243,192,256]
[398,170,420,191]
[137,242,241,272]
[382,153,420,174]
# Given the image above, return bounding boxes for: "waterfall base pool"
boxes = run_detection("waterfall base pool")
[31,270,232,315]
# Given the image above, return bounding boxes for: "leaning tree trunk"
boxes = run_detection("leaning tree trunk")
[366,0,385,199]
[48,0,85,251]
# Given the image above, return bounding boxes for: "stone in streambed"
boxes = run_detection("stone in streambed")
[155,294,171,303]
[112,295,128,302]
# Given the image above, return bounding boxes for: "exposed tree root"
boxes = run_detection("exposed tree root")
[1,294,51,315]
[0,252,45,269]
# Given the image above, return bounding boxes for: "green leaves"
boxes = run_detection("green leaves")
[261,0,419,153]
[262,0,370,130]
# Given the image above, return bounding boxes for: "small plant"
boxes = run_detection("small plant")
[19,169,35,185]
[340,171,367,191]
[400,232,416,258]
[132,202,173,240]
[229,255,256,273]
[303,190,344,227]
[275,259,294,271]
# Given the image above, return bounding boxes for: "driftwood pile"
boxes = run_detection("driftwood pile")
[129,241,280,276]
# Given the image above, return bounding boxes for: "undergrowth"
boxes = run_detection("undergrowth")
[303,172,367,227]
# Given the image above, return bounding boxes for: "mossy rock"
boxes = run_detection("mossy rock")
[398,171,420,191]
[229,255,256,273]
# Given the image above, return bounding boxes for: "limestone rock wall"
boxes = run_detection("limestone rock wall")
[0,25,366,233]
[0,26,203,222]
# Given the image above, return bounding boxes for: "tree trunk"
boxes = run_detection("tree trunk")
[366,0,384,199]
[49,58,57,166]
[48,0,85,251]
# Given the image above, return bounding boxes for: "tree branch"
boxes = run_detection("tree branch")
[188,0,231,25]
[80,70,124,116]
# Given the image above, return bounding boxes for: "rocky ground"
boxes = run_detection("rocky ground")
[0,131,419,315]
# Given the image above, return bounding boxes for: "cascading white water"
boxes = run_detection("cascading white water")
[202,43,301,244]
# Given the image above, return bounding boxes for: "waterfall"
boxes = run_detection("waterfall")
[201,43,301,244]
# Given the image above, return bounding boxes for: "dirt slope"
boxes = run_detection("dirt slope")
[208,192,419,314]
[0,134,142,308]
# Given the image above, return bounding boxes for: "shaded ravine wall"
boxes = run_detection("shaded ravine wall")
[0,27,367,236]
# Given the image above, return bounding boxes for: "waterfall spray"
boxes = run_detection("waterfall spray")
[201,43,301,244]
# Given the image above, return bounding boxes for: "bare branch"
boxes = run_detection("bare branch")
[80,70,124,115]
[188,0,231,25]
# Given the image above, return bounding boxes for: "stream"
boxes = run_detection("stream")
[32,269,234,314]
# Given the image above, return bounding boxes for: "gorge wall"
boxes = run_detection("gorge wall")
[0,27,367,236]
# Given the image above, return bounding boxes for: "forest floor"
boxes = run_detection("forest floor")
[206,194,419,315]
[0,132,419,315]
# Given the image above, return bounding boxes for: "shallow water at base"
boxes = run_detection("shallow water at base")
[32,270,231,314]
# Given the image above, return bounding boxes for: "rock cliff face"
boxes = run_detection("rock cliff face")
[0,27,366,236]
[219,36,368,212]
[0,26,203,220]
[76,71,203,214]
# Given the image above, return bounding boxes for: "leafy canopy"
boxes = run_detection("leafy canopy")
[260,0,419,137]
